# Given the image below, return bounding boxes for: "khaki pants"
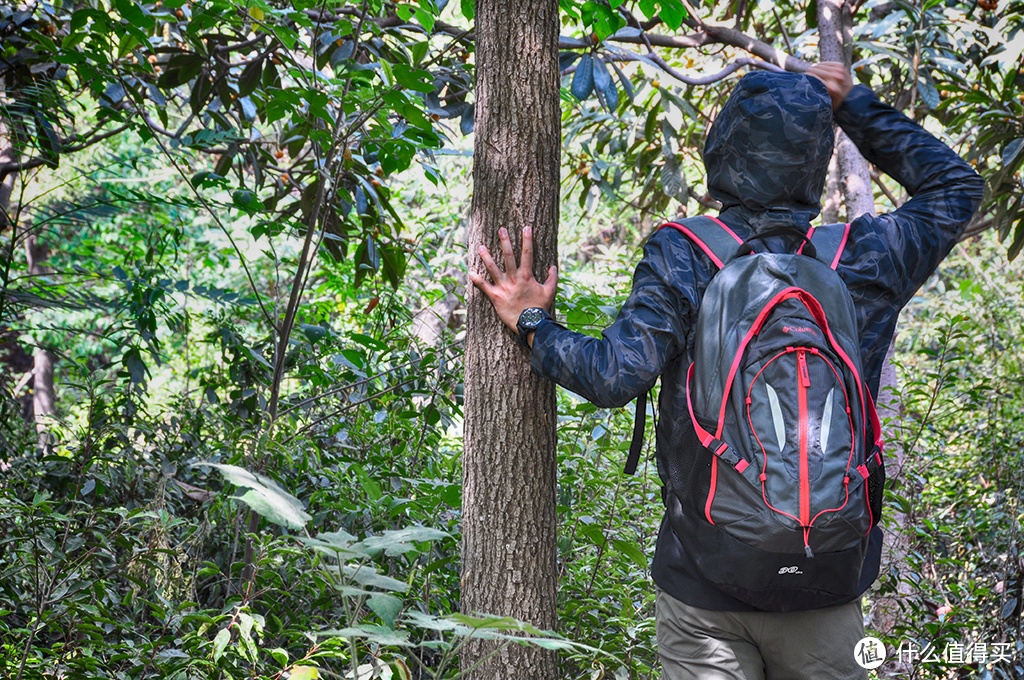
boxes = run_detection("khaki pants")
[656,588,868,680]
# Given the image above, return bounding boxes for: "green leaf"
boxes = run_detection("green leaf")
[611,538,648,570]
[659,0,687,31]
[238,58,263,98]
[392,64,435,93]
[301,324,328,343]
[196,462,312,530]
[592,58,617,112]
[460,0,474,20]
[367,593,403,629]
[313,529,357,545]
[318,625,411,646]
[349,332,390,352]
[1008,218,1024,261]
[661,153,686,201]
[917,73,940,110]
[33,112,61,169]
[413,5,435,33]
[609,60,634,102]
[403,610,461,631]
[342,564,410,593]
[571,54,594,100]
[1002,138,1024,170]
[212,627,231,661]
[122,347,150,387]
[559,52,581,71]
[805,0,818,28]
[380,244,407,289]
[593,6,624,40]
[232,190,259,212]
[158,53,205,89]
[350,463,383,501]
[288,667,318,680]
[359,527,450,556]
[191,171,228,189]
[448,613,524,629]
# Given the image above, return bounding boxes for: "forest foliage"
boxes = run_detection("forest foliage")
[1,0,1024,677]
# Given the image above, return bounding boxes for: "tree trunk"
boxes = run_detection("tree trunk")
[0,113,15,227]
[822,138,843,224]
[25,234,56,450]
[817,0,876,221]
[0,101,44,432]
[461,0,561,677]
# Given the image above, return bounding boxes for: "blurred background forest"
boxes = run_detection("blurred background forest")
[1,0,1024,677]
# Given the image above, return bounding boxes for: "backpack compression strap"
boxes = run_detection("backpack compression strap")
[624,391,648,475]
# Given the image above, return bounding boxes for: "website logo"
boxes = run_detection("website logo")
[854,637,887,670]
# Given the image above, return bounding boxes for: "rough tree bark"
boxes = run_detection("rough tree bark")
[822,139,843,224]
[460,0,561,677]
[817,0,876,222]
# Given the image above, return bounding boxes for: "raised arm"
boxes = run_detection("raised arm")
[833,83,985,300]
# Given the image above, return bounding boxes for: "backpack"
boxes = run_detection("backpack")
[630,215,885,612]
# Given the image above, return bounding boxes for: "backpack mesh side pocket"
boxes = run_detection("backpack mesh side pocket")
[662,405,715,519]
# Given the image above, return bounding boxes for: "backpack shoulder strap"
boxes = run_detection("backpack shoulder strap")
[660,215,744,269]
[806,222,852,270]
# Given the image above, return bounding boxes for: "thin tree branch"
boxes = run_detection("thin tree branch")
[600,49,780,84]
[0,123,130,183]
[283,377,418,443]
[138,113,277,329]
[961,216,994,241]
[557,14,810,74]
[697,23,811,72]
[871,166,902,207]
[211,34,268,54]
[772,8,793,53]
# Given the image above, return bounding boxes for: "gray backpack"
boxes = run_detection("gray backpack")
[655,215,885,612]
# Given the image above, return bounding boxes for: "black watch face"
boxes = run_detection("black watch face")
[520,308,547,329]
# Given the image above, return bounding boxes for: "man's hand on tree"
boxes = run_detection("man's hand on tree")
[806,62,854,111]
[470,226,558,347]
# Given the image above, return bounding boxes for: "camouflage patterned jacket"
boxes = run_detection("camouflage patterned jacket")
[529,73,985,611]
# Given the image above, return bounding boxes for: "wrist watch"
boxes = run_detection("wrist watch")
[515,307,552,347]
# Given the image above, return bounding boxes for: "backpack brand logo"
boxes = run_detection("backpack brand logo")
[782,326,817,335]
[778,566,804,575]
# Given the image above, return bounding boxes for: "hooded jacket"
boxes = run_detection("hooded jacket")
[529,73,984,610]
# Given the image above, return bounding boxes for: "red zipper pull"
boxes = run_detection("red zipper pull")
[797,350,811,387]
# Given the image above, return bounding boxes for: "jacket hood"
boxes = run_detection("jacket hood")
[703,71,835,220]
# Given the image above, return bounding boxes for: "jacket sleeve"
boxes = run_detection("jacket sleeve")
[834,84,985,304]
[529,229,703,408]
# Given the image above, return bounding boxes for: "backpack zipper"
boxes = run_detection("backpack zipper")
[797,349,812,555]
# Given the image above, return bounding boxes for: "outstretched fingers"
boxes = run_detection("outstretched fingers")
[520,226,535,278]
[542,265,558,297]
[498,227,518,278]
[477,244,505,286]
